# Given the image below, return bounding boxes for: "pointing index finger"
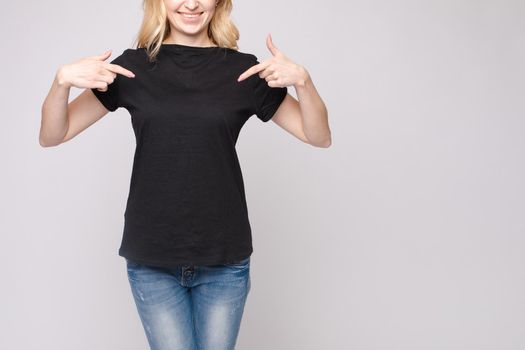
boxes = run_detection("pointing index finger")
[237,60,269,82]
[107,63,136,78]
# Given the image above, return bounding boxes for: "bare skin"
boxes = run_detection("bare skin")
[39,50,135,147]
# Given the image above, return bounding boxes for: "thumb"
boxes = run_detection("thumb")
[266,33,279,56]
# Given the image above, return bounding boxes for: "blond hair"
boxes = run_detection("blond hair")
[132,0,240,62]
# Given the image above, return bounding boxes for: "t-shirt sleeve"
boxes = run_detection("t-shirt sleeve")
[250,56,288,122]
[90,51,127,112]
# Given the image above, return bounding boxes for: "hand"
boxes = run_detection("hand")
[237,33,309,88]
[56,50,135,91]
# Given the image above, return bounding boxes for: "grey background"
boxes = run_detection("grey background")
[2,0,525,349]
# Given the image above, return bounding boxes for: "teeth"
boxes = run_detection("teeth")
[180,12,201,18]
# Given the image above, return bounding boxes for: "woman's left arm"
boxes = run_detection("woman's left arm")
[290,67,331,147]
[238,34,332,148]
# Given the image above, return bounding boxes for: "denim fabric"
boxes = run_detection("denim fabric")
[126,256,251,350]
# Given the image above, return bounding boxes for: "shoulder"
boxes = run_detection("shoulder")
[225,48,258,63]
[119,48,144,62]
[215,48,260,72]
[114,48,156,71]
[113,47,153,63]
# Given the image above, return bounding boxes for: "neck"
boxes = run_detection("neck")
[162,35,216,47]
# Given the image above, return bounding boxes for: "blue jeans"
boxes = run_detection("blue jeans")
[125,256,251,350]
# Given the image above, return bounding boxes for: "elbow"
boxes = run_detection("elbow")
[320,138,332,148]
[39,132,50,147]
[306,134,332,148]
[39,137,52,148]
[320,129,332,148]
[39,134,62,148]
[40,140,62,148]
[314,138,332,148]
[39,132,49,147]
[39,140,53,148]
[39,130,51,147]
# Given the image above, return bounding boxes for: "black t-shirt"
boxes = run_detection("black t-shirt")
[90,43,287,268]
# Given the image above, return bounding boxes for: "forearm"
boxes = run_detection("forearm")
[39,68,71,147]
[294,68,331,148]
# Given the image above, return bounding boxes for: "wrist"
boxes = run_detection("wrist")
[293,65,310,88]
[55,66,71,89]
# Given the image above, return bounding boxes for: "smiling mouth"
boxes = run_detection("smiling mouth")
[177,11,204,18]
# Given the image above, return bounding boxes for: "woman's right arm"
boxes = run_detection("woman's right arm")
[39,50,135,147]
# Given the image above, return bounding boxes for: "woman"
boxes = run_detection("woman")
[39,0,331,349]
